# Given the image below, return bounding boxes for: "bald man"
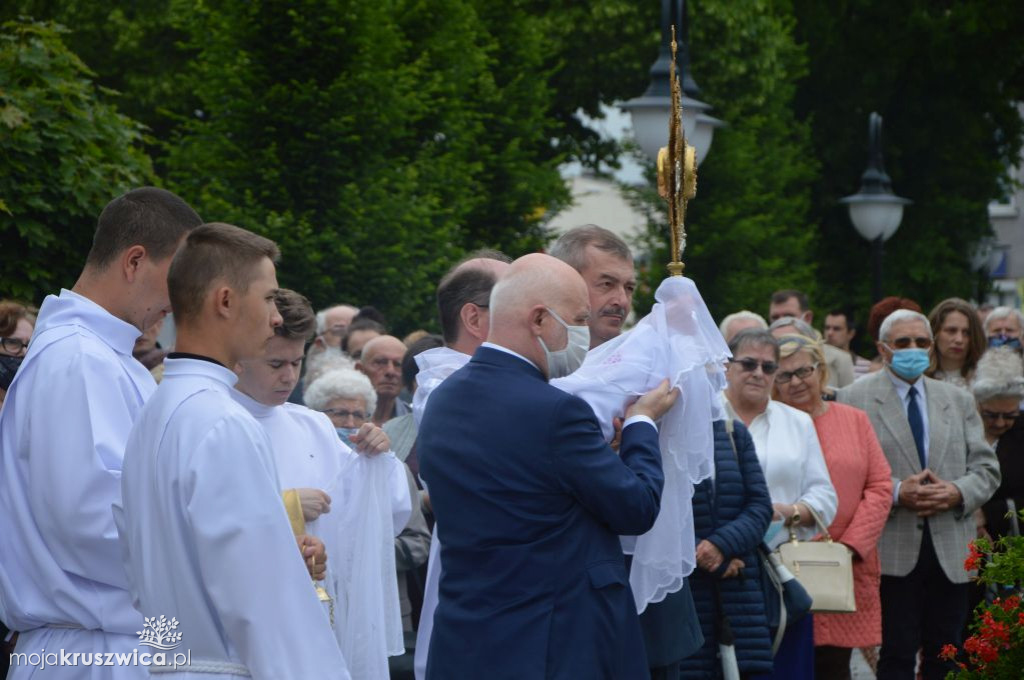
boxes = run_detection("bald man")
[418,253,677,679]
[357,335,410,425]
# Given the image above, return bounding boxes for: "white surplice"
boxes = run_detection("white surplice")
[231,391,409,679]
[115,357,349,679]
[0,289,153,679]
[410,347,471,680]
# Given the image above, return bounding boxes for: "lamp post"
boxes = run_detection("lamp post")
[839,112,911,303]
[621,0,723,164]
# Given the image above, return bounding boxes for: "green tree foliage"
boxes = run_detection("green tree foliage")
[0,19,154,302]
[631,0,819,321]
[793,0,1024,317]
[152,0,568,332]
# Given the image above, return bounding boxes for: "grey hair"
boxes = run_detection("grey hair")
[548,224,632,272]
[769,315,821,340]
[879,309,932,343]
[315,304,359,334]
[304,367,377,415]
[719,310,768,339]
[973,347,1024,403]
[984,306,1024,335]
[728,328,780,362]
[304,347,354,387]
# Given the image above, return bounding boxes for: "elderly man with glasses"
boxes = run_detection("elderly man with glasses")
[837,309,999,680]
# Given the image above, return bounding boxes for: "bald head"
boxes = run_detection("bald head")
[357,334,406,401]
[488,254,590,378]
[437,253,511,353]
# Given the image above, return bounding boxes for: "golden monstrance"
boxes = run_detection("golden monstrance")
[656,26,698,277]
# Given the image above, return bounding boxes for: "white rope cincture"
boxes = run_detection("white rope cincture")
[149,658,250,676]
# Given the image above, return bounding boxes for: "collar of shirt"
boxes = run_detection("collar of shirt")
[230,387,276,419]
[481,341,539,371]
[162,356,240,390]
[35,289,142,356]
[885,366,925,405]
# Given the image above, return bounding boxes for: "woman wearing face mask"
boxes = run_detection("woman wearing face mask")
[0,300,35,405]
[772,334,892,680]
[722,328,837,680]
[305,367,378,447]
[925,298,986,389]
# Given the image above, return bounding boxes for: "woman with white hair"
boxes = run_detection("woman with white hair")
[974,348,1024,539]
[305,368,377,446]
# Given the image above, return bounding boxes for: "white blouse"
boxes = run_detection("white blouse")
[724,397,838,545]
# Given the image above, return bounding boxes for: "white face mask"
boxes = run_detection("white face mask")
[537,307,590,379]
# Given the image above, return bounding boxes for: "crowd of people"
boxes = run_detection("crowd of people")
[0,186,1021,680]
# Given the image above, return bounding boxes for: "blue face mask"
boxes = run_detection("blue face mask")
[885,347,930,380]
[336,427,359,449]
[988,335,1022,351]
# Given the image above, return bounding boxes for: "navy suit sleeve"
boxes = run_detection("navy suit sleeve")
[706,422,772,558]
[550,394,664,536]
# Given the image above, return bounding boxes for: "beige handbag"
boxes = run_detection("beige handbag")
[776,506,856,613]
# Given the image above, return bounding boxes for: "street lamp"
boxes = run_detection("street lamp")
[621,0,723,164]
[839,112,911,302]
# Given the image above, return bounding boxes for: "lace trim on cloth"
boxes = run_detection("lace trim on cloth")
[554,276,730,612]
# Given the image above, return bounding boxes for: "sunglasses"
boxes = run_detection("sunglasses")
[775,363,818,384]
[981,410,1019,422]
[729,357,778,375]
[889,336,933,350]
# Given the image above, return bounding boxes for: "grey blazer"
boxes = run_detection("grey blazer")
[837,370,999,583]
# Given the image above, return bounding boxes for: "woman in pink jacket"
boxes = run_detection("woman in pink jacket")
[773,333,893,680]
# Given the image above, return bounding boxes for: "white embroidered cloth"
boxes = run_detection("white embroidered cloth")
[553,276,730,612]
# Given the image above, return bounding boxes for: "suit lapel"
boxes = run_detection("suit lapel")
[873,372,923,473]
[923,378,952,471]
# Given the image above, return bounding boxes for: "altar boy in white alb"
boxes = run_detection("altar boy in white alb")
[116,223,349,679]
[0,188,201,679]
[232,288,410,679]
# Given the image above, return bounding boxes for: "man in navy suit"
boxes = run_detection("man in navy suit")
[418,253,677,679]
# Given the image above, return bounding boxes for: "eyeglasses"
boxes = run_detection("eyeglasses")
[0,337,28,354]
[981,410,1019,423]
[322,408,368,422]
[889,336,933,350]
[323,405,368,421]
[775,363,819,384]
[728,358,778,375]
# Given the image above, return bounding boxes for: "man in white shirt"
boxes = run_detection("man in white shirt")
[117,223,348,678]
[232,288,410,679]
[0,187,201,678]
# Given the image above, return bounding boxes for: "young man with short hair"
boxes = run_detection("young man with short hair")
[117,223,349,678]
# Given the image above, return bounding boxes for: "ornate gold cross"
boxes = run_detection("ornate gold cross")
[656,26,698,277]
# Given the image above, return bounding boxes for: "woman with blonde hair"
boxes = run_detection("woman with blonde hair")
[926,298,986,389]
[773,333,892,680]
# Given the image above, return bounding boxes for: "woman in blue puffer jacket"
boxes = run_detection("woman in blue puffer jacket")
[681,419,774,679]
